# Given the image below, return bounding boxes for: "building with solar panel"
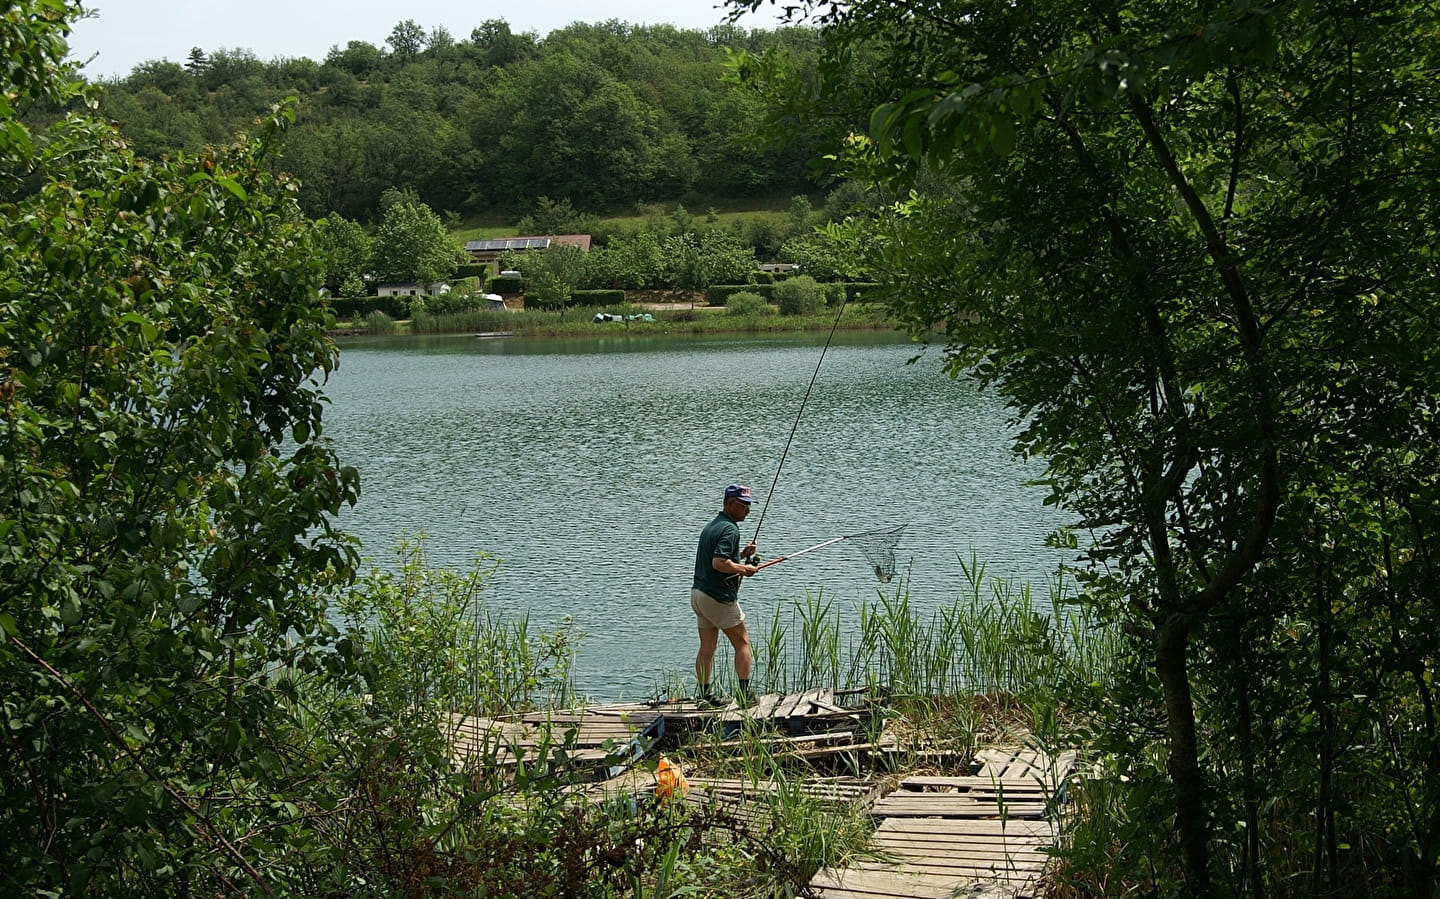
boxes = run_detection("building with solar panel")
[463,234,593,265]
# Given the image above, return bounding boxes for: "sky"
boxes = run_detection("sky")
[66,0,793,80]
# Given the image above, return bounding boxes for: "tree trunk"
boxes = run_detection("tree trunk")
[1231,606,1263,898]
[1155,612,1211,894]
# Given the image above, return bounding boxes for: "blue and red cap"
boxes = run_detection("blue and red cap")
[724,484,754,504]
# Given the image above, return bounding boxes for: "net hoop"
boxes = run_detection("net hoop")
[847,524,906,583]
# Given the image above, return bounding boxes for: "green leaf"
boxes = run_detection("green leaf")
[215,177,248,200]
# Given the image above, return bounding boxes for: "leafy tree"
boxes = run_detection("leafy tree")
[387,18,426,61]
[784,193,813,240]
[587,230,667,290]
[733,0,1440,891]
[312,212,373,291]
[662,228,756,294]
[470,19,537,68]
[370,194,462,284]
[95,83,208,157]
[196,47,262,92]
[324,39,383,78]
[427,25,455,53]
[473,54,697,209]
[695,227,758,286]
[778,228,856,282]
[524,244,590,311]
[1,3,361,891]
[281,118,376,218]
[127,58,190,93]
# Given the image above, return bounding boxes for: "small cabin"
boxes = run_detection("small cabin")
[377,282,451,297]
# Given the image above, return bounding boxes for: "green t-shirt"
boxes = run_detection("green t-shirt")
[692,511,743,603]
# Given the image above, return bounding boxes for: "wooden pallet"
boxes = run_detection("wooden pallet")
[973,747,1078,782]
[445,705,664,779]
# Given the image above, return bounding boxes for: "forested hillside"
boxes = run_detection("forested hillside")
[91,18,828,223]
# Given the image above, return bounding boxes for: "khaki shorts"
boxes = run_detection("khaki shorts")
[692,588,745,630]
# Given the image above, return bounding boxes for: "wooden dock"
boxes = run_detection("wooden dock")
[444,691,1078,897]
[806,747,1077,898]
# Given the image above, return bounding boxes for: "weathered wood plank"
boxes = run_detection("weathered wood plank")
[898,776,1060,791]
[866,858,1045,878]
[772,690,806,721]
[972,747,1077,783]
[872,795,1049,819]
[868,845,1048,867]
[809,867,963,898]
[811,865,1042,896]
[875,818,1054,839]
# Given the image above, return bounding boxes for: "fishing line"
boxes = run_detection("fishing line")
[749,293,850,548]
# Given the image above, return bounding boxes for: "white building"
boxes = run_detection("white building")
[376,282,451,297]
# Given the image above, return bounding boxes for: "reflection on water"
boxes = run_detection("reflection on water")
[321,332,1067,700]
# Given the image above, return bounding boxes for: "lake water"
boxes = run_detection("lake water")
[320,331,1068,700]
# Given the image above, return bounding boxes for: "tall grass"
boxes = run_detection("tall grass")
[410,308,518,334]
[731,560,1119,707]
[335,536,578,716]
[363,310,397,334]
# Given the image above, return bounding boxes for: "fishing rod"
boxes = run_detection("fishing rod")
[747,293,850,554]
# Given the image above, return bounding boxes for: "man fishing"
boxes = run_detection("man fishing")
[690,484,760,707]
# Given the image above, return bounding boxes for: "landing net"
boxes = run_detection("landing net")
[849,525,907,583]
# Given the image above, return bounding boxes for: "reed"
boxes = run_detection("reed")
[700,561,1121,734]
[410,308,517,334]
[363,310,397,334]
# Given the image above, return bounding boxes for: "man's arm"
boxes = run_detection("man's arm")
[713,556,758,577]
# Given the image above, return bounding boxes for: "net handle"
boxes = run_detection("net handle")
[753,536,846,571]
[753,525,905,571]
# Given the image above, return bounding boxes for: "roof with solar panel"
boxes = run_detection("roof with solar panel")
[464,234,593,257]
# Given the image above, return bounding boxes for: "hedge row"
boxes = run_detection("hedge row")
[490,275,524,295]
[326,295,412,320]
[706,284,776,306]
[454,263,491,281]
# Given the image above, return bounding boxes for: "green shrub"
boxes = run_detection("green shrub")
[751,270,776,284]
[455,262,490,281]
[774,275,823,316]
[726,291,775,316]
[707,283,776,306]
[413,289,486,316]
